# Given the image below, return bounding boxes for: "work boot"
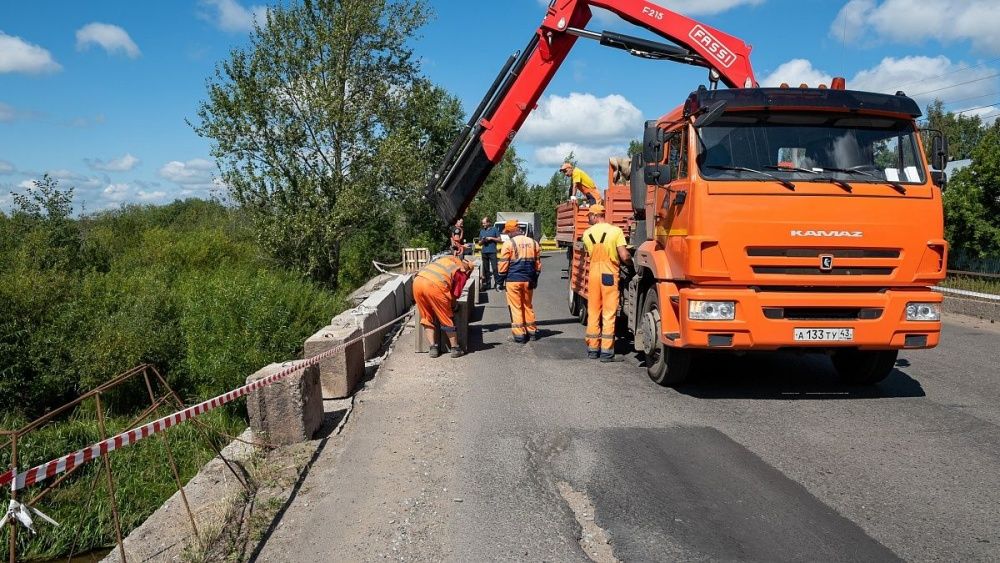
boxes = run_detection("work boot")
[587,351,600,360]
[429,345,440,358]
[450,348,465,358]
[530,332,540,341]
[599,353,617,363]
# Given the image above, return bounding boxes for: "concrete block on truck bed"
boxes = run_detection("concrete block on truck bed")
[246,362,323,445]
[304,319,363,399]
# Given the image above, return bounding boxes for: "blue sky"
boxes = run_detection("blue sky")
[2,0,999,212]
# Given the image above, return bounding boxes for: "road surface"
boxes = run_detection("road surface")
[258,253,1000,562]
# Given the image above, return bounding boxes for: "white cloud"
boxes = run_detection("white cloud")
[75,23,141,58]
[831,0,1000,53]
[760,59,833,88]
[68,114,106,128]
[158,158,217,189]
[86,153,140,172]
[137,190,167,201]
[0,102,13,123]
[761,56,1000,108]
[0,32,60,74]
[0,160,14,175]
[46,169,104,190]
[103,183,131,202]
[16,179,35,189]
[200,0,268,33]
[521,93,643,144]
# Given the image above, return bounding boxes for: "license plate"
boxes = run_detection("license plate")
[794,328,853,342]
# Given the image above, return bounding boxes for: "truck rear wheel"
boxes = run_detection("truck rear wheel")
[832,349,898,385]
[568,287,581,316]
[640,288,692,386]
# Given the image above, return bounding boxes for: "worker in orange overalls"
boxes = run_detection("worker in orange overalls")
[413,254,474,358]
[498,220,542,343]
[581,204,632,361]
[560,162,603,205]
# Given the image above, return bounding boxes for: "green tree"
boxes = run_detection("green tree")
[943,126,1000,257]
[925,99,985,161]
[194,0,461,289]
[465,148,533,230]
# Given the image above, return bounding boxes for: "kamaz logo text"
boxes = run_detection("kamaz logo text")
[642,6,664,20]
[689,25,737,68]
[790,230,864,238]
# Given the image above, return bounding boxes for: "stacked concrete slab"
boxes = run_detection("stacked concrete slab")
[246,362,324,445]
[304,315,364,399]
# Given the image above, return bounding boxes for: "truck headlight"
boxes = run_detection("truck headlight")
[906,302,941,321]
[689,300,736,321]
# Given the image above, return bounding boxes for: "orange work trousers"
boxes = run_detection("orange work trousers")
[506,281,536,342]
[413,276,456,333]
[586,270,618,354]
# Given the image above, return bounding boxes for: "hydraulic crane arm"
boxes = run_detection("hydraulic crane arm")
[427,0,757,225]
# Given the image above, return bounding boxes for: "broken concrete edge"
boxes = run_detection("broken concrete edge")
[942,295,1000,323]
[246,362,324,446]
[100,429,259,563]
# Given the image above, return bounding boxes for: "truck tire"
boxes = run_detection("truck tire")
[832,349,898,385]
[568,286,581,316]
[640,288,692,386]
[578,299,588,325]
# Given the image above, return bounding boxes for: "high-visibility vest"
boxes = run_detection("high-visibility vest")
[417,255,464,290]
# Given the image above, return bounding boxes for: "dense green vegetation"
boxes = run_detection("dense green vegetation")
[0,180,345,559]
[926,102,1000,260]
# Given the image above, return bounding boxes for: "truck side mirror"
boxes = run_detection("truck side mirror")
[642,120,664,164]
[931,132,949,171]
[643,120,670,186]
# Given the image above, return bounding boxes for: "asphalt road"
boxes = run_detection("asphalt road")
[260,253,1000,562]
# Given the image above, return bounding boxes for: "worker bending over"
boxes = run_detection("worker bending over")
[498,220,542,343]
[413,254,474,358]
[582,204,632,361]
[560,162,603,205]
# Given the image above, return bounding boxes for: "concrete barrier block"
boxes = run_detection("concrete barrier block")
[304,321,364,399]
[246,362,323,446]
[402,275,414,308]
[359,285,400,359]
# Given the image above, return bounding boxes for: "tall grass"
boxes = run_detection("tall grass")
[0,199,347,559]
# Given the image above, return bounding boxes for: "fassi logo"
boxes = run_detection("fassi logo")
[790,230,864,237]
[688,25,737,69]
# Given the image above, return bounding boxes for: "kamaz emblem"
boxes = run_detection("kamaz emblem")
[820,254,834,271]
[689,25,737,68]
[790,230,864,238]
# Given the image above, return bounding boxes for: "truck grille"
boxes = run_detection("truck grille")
[752,266,895,276]
[747,247,901,278]
[763,307,883,320]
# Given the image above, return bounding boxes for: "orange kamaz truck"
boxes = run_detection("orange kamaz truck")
[560,84,949,385]
[425,0,950,385]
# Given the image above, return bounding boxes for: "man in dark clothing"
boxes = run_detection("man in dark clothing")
[478,216,501,289]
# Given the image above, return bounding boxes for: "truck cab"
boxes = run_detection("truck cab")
[622,85,948,385]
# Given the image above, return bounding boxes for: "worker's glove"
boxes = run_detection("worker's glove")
[497,276,506,291]
[529,273,539,290]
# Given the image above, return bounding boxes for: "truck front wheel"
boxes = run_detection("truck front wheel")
[640,288,692,386]
[832,349,898,385]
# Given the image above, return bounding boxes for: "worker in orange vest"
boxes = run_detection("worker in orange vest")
[560,162,603,205]
[413,254,474,358]
[498,220,542,343]
[581,204,632,361]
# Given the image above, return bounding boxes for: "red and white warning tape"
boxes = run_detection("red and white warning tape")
[1,309,411,492]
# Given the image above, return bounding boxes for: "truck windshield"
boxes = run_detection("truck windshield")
[696,112,926,185]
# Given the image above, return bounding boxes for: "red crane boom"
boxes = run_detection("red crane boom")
[427,0,757,225]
